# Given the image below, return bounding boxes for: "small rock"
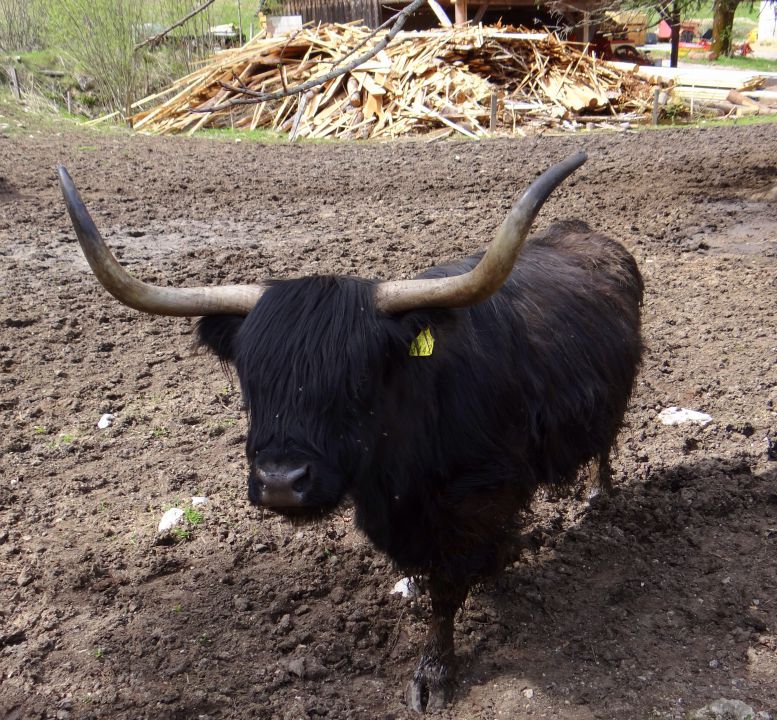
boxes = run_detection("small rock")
[305,658,327,679]
[391,577,420,599]
[233,596,251,612]
[158,508,184,533]
[690,698,757,720]
[277,613,294,633]
[17,570,32,587]
[709,659,720,669]
[658,407,712,427]
[330,586,346,604]
[97,413,115,429]
[56,711,70,720]
[522,688,534,699]
[191,496,208,507]
[288,657,306,678]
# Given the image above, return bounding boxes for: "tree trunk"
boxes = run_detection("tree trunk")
[669,0,680,68]
[712,0,740,57]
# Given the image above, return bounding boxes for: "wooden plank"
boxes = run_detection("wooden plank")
[363,91,384,119]
[427,0,453,28]
[351,70,386,95]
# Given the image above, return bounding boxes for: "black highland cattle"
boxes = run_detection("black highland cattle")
[58,152,643,712]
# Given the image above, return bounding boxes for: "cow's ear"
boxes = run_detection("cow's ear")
[197,316,244,364]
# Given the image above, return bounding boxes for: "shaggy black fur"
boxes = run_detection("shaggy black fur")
[198,219,643,710]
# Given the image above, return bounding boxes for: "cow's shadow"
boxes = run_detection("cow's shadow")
[454,457,777,715]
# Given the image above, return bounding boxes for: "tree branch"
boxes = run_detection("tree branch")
[134,0,217,51]
[191,0,427,112]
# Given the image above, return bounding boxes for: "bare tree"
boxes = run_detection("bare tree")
[0,0,46,51]
[196,0,427,112]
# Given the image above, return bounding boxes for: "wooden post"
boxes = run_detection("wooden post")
[489,90,497,132]
[67,90,72,115]
[652,87,660,125]
[9,66,21,100]
[454,0,467,26]
[472,3,488,24]
[582,11,591,45]
[237,0,243,43]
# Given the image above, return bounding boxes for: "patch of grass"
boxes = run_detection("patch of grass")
[94,647,105,659]
[33,425,48,434]
[696,55,777,72]
[183,506,204,526]
[151,426,170,438]
[642,112,777,133]
[12,49,67,72]
[172,603,183,613]
[48,432,76,448]
[164,501,205,542]
[172,526,192,541]
[197,126,286,143]
[699,113,777,128]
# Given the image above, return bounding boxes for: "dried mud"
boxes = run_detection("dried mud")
[1,122,776,720]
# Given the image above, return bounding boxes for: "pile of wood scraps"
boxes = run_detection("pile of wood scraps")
[126,23,658,140]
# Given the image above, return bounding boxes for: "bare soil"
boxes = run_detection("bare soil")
[1,120,776,720]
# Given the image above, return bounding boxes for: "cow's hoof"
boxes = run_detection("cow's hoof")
[405,673,454,713]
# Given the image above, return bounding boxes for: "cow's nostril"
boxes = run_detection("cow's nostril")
[287,464,310,494]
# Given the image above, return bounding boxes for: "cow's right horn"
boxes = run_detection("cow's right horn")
[58,166,265,316]
[374,152,587,314]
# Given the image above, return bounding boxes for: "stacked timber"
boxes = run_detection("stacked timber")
[608,61,776,118]
[126,23,656,139]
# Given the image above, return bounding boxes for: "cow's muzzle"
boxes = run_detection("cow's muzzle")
[253,462,311,508]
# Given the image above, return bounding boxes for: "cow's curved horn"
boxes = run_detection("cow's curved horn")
[58,166,265,317]
[374,151,588,314]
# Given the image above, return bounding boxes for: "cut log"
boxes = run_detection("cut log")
[726,89,774,114]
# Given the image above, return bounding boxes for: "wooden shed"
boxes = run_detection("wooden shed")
[278,0,582,32]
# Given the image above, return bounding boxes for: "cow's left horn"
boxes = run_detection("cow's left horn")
[374,152,587,314]
[58,166,265,316]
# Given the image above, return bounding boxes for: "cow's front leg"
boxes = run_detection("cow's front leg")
[405,575,469,713]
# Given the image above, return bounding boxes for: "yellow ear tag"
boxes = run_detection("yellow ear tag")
[409,327,434,357]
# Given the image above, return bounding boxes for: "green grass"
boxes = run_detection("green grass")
[695,55,777,71]
[183,507,204,526]
[50,432,76,447]
[198,126,286,142]
[699,113,777,128]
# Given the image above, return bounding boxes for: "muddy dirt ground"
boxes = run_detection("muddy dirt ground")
[1,118,776,720]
